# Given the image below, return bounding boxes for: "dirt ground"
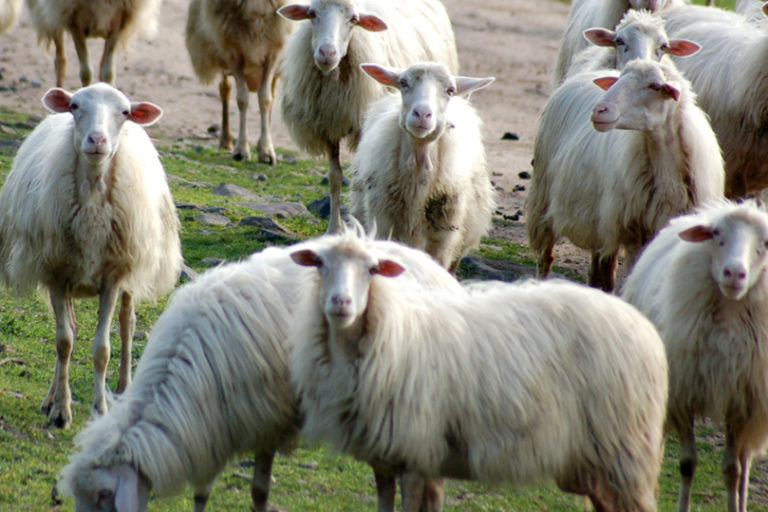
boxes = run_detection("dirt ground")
[0,0,604,281]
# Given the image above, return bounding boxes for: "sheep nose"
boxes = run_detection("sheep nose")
[88,132,107,146]
[318,45,337,59]
[723,263,747,283]
[412,108,432,120]
[331,295,351,307]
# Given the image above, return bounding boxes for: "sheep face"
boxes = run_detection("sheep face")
[291,241,404,331]
[679,208,768,300]
[67,464,149,512]
[360,62,494,142]
[591,60,681,133]
[41,83,162,168]
[278,1,387,75]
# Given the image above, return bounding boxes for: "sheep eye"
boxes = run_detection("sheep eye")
[712,228,721,236]
[70,103,79,111]
[446,86,456,96]
[660,43,670,52]
[615,39,625,46]
[399,78,409,89]
[764,240,768,249]
[648,83,662,92]
[122,110,129,116]
[307,8,316,18]
[350,14,359,23]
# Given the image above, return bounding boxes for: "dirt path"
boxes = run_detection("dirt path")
[0,0,599,279]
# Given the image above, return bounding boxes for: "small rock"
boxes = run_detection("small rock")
[280,153,297,164]
[238,201,310,219]
[213,183,261,201]
[30,80,42,89]
[501,132,519,141]
[195,213,230,227]
[253,173,268,181]
[133,331,148,341]
[512,184,526,192]
[308,196,349,220]
[239,216,293,235]
[45,432,54,440]
[321,175,350,187]
[518,171,531,179]
[299,461,319,470]
[207,124,220,134]
[201,257,225,267]
[19,75,28,83]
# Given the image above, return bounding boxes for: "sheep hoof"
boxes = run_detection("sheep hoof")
[48,406,72,429]
[258,151,275,166]
[232,151,249,162]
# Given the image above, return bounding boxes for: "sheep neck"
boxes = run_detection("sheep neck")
[643,103,694,205]
[74,152,114,201]
[401,130,441,173]
[327,314,366,363]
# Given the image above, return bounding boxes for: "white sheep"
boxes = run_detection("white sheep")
[526,59,724,292]
[621,200,768,512]
[553,0,684,84]
[185,0,293,164]
[0,0,20,35]
[0,83,182,428]
[25,0,161,86]
[288,233,668,512]
[58,234,462,512]
[349,62,495,273]
[278,0,458,233]
[566,9,700,79]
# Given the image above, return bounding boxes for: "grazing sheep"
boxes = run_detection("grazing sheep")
[662,4,768,197]
[0,0,20,35]
[622,200,768,512]
[289,232,668,512]
[185,0,293,164]
[349,62,495,272]
[0,83,182,428]
[526,59,724,292]
[58,235,462,512]
[553,0,684,84]
[566,9,700,79]
[25,0,161,86]
[278,0,458,233]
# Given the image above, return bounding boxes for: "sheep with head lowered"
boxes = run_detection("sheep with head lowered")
[566,9,700,80]
[553,0,685,84]
[288,232,669,512]
[277,0,458,233]
[58,234,462,512]
[0,83,182,429]
[349,61,495,273]
[25,0,161,86]
[185,0,293,164]
[526,59,724,292]
[622,200,768,512]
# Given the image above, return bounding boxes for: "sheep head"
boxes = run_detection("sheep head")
[678,205,768,301]
[63,463,150,512]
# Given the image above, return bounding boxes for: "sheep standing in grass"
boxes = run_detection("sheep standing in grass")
[0,83,182,428]
[289,232,668,512]
[622,200,768,512]
[0,0,20,35]
[25,0,161,86]
[662,4,768,197]
[526,59,724,292]
[185,0,293,164]
[553,0,683,84]
[566,9,700,79]
[58,237,462,512]
[278,0,458,234]
[349,62,495,273]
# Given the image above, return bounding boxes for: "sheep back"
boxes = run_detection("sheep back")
[0,113,181,300]
[279,0,458,155]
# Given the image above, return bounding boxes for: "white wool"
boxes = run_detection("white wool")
[0,0,20,34]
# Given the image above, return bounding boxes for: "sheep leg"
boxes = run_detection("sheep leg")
[327,142,343,234]
[588,251,617,292]
[43,289,76,428]
[373,467,396,512]
[723,425,750,512]
[738,451,752,512]
[92,283,120,416]
[219,75,234,151]
[53,31,66,87]
[400,473,444,512]
[232,68,251,162]
[193,488,211,512]
[255,54,278,165]
[98,28,121,84]
[536,239,555,279]
[677,420,697,512]
[116,291,135,393]
[70,29,92,86]
[251,451,275,512]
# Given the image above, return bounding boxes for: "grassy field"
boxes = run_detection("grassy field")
[0,86,767,511]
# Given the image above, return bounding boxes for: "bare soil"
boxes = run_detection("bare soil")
[0,0,602,281]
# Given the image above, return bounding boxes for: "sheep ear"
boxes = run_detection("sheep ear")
[277,4,313,20]
[113,465,148,512]
[763,2,768,17]
[455,76,495,97]
[360,64,401,87]
[42,88,73,113]
[128,102,163,126]
[356,13,387,32]
[583,28,616,47]
[291,249,322,267]
[679,225,713,242]
[666,40,700,57]
[662,82,681,102]
[593,76,618,91]
[374,259,405,278]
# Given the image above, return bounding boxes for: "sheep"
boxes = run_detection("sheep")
[0,0,20,35]
[288,232,668,512]
[662,4,768,197]
[58,234,462,512]
[0,83,182,429]
[277,0,458,234]
[348,62,495,273]
[735,0,768,23]
[525,59,724,292]
[184,0,293,164]
[621,200,768,512]
[25,0,161,86]
[553,0,684,84]
[566,9,700,80]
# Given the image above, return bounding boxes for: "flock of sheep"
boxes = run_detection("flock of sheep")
[2,0,768,511]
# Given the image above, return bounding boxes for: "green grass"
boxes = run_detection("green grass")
[0,102,767,511]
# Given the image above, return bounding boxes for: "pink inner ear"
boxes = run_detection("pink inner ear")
[128,103,162,125]
[42,88,73,113]
[357,14,388,32]
[376,260,405,277]
[583,28,616,47]
[291,249,321,267]
[679,225,713,242]
[278,4,312,20]
[360,64,400,87]
[666,40,700,58]
[593,76,618,91]
[662,83,681,102]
